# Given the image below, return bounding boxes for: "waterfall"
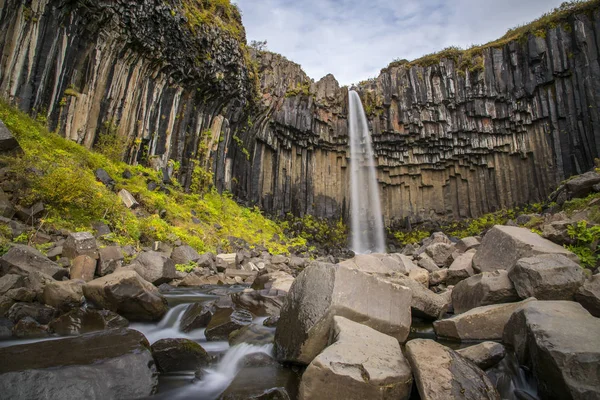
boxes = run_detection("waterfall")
[348,90,386,254]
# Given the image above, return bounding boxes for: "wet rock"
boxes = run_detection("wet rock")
[575,274,600,317]
[405,339,500,400]
[171,245,201,265]
[263,315,279,327]
[252,271,295,293]
[63,232,98,260]
[504,301,600,400]
[455,236,480,253]
[180,302,214,332]
[97,246,123,276]
[12,316,48,338]
[473,225,578,273]
[151,338,210,372]
[118,189,139,209]
[205,308,253,341]
[446,250,475,285]
[240,353,279,368]
[387,275,447,320]
[0,329,157,399]
[0,295,14,317]
[456,342,506,370]
[130,251,177,285]
[425,243,455,267]
[0,318,13,338]
[0,244,67,280]
[8,302,56,324]
[83,270,168,321]
[274,263,411,364]
[70,255,97,282]
[42,280,84,312]
[219,364,299,400]
[48,308,128,335]
[299,316,413,400]
[433,298,535,341]
[231,290,285,317]
[452,270,519,314]
[508,254,585,300]
[229,324,274,346]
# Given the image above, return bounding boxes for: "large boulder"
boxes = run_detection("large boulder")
[565,170,600,198]
[150,338,209,372]
[405,339,500,400]
[504,301,600,400]
[231,289,285,317]
[252,271,295,293]
[508,254,585,300]
[0,118,22,154]
[452,270,519,314]
[48,308,128,335]
[0,329,157,399]
[575,274,600,317]
[204,307,253,341]
[447,251,475,285]
[433,298,535,341]
[180,302,214,332]
[387,275,447,320]
[473,225,578,273]
[299,317,413,400]
[0,245,67,280]
[455,237,480,253]
[0,274,24,295]
[171,245,201,265]
[274,263,412,364]
[456,342,506,370]
[8,302,56,324]
[97,246,123,276]
[82,270,168,321]
[424,243,455,267]
[130,251,177,285]
[41,280,84,312]
[229,324,275,346]
[63,232,98,260]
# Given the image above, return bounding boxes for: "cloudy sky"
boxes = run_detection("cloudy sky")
[234,0,564,85]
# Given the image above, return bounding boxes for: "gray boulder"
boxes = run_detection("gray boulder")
[131,251,177,285]
[151,338,209,372]
[565,170,600,198]
[63,232,98,260]
[180,302,214,332]
[97,246,123,276]
[452,270,519,314]
[41,280,84,312]
[12,316,48,338]
[118,189,139,209]
[508,254,585,300]
[229,324,275,346]
[0,118,21,154]
[252,271,295,293]
[0,245,67,280]
[83,270,168,321]
[171,245,201,265]
[455,236,480,253]
[425,243,454,267]
[456,342,506,370]
[274,263,411,364]
[0,329,157,399]
[433,298,535,340]
[48,309,128,335]
[8,302,56,324]
[205,308,253,341]
[231,289,285,317]
[575,274,600,317]
[299,317,413,400]
[0,274,24,295]
[447,251,475,285]
[473,225,578,272]
[504,301,600,400]
[405,339,500,400]
[416,253,440,272]
[388,275,447,320]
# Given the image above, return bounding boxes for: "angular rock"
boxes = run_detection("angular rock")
[171,245,201,265]
[565,170,600,198]
[0,329,157,399]
[205,307,253,341]
[118,189,139,209]
[575,274,600,317]
[425,243,455,267]
[416,253,440,272]
[94,168,115,189]
[231,290,285,317]
[455,236,480,253]
[408,267,430,286]
[42,280,84,312]
[456,342,506,370]
[229,324,275,346]
[405,339,500,400]
[0,274,24,295]
[0,318,13,338]
[0,244,67,280]
[509,254,585,300]
[48,308,128,335]
[447,250,475,285]
[452,270,519,314]
[151,338,209,372]
[63,232,98,260]
[97,246,123,276]
[541,220,575,245]
[197,252,216,270]
[12,316,48,338]
[433,298,535,340]
[83,270,168,321]
[216,253,238,270]
[180,302,214,332]
[429,269,448,286]
[299,317,413,400]
[271,255,288,265]
[504,301,600,400]
[388,275,447,320]
[8,302,56,324]
[131,251,177,285]
[473,225,578,273]
[252,271,295,293]
[0,118,21,154]
[70,255,97,282]
[274,263,412,364]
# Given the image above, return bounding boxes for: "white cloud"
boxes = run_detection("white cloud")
[234,0,565,85]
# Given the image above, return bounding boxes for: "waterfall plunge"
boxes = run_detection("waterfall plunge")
[348,90,386,254]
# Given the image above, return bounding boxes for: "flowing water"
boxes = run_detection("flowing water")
[348,90,386,254]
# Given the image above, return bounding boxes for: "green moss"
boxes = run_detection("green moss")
[64,88,79,98]
[392,230,430,245]
[284,81,312,98]
[179,0,244,41]
[175,261,197,272]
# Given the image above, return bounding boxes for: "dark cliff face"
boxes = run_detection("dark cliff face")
[236,7,600,225]
[1,0,600,226]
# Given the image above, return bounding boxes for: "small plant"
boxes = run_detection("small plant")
[392,230,430,245]
[566,220,600,268]
[175,261,197,273]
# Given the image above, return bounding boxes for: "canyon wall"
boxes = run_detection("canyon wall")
[1,0,600,225]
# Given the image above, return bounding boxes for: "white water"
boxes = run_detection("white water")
[348,90,386,254]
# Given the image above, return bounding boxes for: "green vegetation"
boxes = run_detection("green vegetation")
[175,261,197,273]
[285,81,312,98]
[94,119,129,163]
[232,135,250,160]
[281,214,347,251]
[0,101,305,254]
[178,0,244,41]
[392,230,430,245]
[566,220,600,268]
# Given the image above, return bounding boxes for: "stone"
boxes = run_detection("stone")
[0,244,67,280]
[70,255,97,282]
[575,274,600,317]
[299,317,413,400]
[216,253,238,270]
[118,189,139,209]
[130,251,177,285]
[504,301,600,400]
[455,236,480,253]
[151,338,209,372]
[0,274,24,295]
[42,280,84,312]
[473,225,578,273]
[5,287,35,302]
[0,318,13,338]
[252,271,295,293]
[416,253,440,272]
[408,267,430,286]
[171,245,201,265]
[274,263,412,364]
[424,243,455,267]
[429,269,448,286]
[45,245,63,260]
[91,221,111,237]
[388,275,447,320]
[452,270,519,314]
[0,193,14,219]
[446,250,475,285]
[0,119,21,154]
[8,302,56,324]
[229,324,275,346]
[97,246,123,276]
[456,342,506,370]
[565,170,600,198]
[180,302,214,332]
[405,339,500,400]
[12,316,48,338]
[433,298,535,341]
[83,270,168,321]
[508,254,585,300]
[231,289,285,317]
[48,308,128,335]
[205,308,253,341]
[541,220,575,245]
[63,232,98,260]
[0,295,14,317]
[271,255,289,265]
[197,252,216,270]
[94,168,115,189]
[0,329,157,399]
[289,256,307,269]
